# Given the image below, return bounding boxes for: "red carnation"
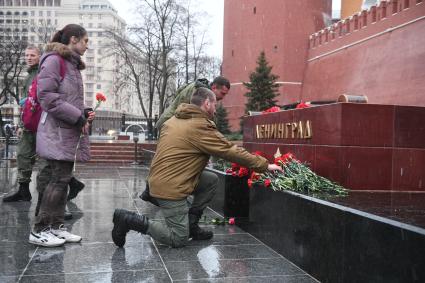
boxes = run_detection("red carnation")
[247,179,253,188]
[95,92,106,102]
[264,179,271,187]
[275,152,297,165]
[231,163,240,171]
[262,106,281,114]
[296,102,310,109]
[250,171,260,181]
[238,167,249,177]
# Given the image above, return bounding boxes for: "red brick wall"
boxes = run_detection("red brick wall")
[222,0,331,131]
[303,0,425,105]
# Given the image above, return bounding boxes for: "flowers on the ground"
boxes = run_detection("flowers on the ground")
[262,106,281,114]
[202,217,235,225]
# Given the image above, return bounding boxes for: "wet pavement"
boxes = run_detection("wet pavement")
[0,162,318,283]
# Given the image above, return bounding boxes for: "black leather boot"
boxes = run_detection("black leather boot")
[3,183,32,202]
[139,182,159,206]
[67,177,85,201]
[189,208,213,241]
[112,209,149,247]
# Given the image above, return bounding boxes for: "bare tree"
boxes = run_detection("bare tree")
[176,0,209,84]
[0,29,27,135]
[32,19,57,45]
[196,55,222,81]
[142,0,180,116]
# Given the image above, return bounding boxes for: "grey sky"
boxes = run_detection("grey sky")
[108,0,224,58]
[108,0,341,59]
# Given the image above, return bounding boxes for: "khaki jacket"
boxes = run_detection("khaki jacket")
[149,103,268,200]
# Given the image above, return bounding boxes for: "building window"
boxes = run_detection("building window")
[47,10,51,16]
[98,14,101,19]
[39,10,43,16]
[46,0,52,6]
[97,84,101,89]
[97,23,102,28]
[98,31,102,37]
[30,10,34,16]
[54,0,60,7]
[88,23,93,28]
[38,0,44,6]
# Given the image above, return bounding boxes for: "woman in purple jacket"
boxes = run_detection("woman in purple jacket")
[29,24,94,247]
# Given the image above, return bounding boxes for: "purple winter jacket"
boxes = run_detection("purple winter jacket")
[36,42,90,162]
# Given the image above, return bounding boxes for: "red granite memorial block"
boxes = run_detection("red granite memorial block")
[393,148,425,191]
[243,103,425,191]
[341,147,393,190]
[340,104,394,147]
[394,106,425,149]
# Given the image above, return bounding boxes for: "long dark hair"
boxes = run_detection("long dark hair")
[51,24,87,45]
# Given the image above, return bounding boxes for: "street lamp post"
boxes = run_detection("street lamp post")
[132,135,139,165]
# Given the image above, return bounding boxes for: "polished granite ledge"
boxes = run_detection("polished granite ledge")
[0,164,318,283]
[239,186,425,283]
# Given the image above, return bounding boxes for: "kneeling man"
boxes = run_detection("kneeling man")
[112,87,282,248]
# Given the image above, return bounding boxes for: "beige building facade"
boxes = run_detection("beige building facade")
[1,0,159,124]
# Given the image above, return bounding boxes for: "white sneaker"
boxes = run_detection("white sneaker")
[29,229,66,247]
[51,224,82,243]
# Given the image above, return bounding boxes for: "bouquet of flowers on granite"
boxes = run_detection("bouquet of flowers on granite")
[249,151,348,196]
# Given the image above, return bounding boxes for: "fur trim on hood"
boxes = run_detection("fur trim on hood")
[44,42,85,70]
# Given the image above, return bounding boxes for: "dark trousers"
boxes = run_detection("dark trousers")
[33,160,73,232]
[147,170,218,247]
